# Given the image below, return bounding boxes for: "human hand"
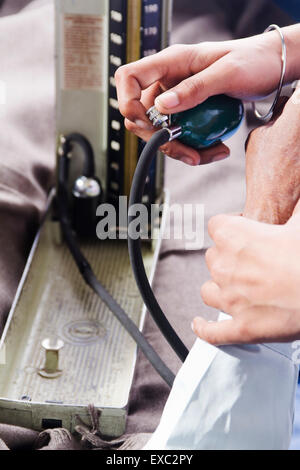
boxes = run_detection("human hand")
[191,86,300,344]
[115,25,300,165]
[192,207,300,345]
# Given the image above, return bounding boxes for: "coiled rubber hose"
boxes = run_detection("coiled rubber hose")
[128,128,189,363]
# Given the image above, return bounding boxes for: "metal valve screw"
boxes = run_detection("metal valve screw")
[146,106,170,128]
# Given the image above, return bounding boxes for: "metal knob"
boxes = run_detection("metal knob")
[38,338,64,379]
[147,106,170,128]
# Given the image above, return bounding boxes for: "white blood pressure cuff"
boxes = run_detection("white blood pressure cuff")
[144,313,298,450]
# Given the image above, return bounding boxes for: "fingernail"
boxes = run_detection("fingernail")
[211,153,230,163]
[191,321,196,333]
[135,119,153,130]
[181,156,195,165]
[155,91,180,109]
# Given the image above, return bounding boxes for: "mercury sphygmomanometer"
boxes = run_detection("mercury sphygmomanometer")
[57,94,244,388]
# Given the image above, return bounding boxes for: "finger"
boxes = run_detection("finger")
[139,81,230,165]
[194,305,300,345]
[240,305,300,343]
[200,280,223,310]
[198,143,230,165]
[204,248,218,274]
[207,213,256,248]
[140,81,164,111]
[192,316,248,345]
[207,213,232,242]
[115,45,198,124]
[192,312,296,345]
[204,251,243,294]
[116,43,234,121]
[125,118,230,165]
[160,140,201,165]
[124,119,204,165]
[154,55,240,114]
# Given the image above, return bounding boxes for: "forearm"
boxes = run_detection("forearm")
[243,87,300,225]
[243,178,300,224]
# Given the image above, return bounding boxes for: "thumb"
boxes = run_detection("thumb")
[192,316,247,345]
[154,58,235,114]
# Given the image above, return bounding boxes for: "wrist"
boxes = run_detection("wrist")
[260,24,300,86]
[281,24,300,83]
[243,200,282,224]
[244,187,300,225]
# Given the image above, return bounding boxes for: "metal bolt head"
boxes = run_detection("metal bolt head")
[72,176,102,199]
[38,338,64,379]
[59,134,66,145]
[42,338,64,352]
[146,105,170,128]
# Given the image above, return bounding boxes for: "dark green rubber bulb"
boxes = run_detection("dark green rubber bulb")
[171,94,244,149]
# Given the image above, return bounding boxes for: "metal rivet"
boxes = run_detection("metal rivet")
[38,338,64,379]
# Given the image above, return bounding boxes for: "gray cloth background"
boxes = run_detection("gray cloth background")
[0,0,294,450]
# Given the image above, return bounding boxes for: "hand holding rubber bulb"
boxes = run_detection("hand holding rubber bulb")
[147,94,244,150]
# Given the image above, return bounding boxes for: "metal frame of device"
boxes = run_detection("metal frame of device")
[0,0,172,436]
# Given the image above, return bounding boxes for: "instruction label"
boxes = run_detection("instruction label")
[63,14,104,90]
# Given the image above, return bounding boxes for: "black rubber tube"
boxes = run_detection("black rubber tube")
[57,143,175,387]
[128,129,189,362]
[62,133,95,177]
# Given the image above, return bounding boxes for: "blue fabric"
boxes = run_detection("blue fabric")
[272,0,300,21]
